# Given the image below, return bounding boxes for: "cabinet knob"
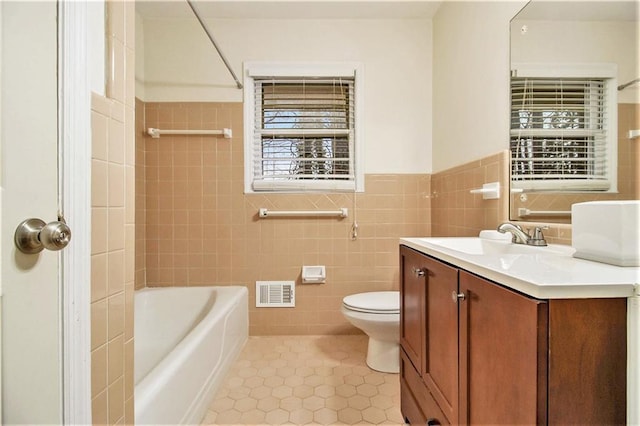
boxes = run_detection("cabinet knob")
[413,267,425,277]
[452,291,466,303]
[426,418,441,426]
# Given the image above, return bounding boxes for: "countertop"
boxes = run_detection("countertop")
[401,237,640,299]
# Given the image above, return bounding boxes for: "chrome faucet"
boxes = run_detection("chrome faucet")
[497,223,548,246]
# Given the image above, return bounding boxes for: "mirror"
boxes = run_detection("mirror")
[509,1,639,223]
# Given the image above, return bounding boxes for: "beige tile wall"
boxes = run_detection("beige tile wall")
[430,151,573,245]
[619,103,640,200]
[136,101,432,335]
[135,97,146,291]
[90,1,135,424]
[431,151,510,237]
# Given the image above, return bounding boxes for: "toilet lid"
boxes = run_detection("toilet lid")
[343,291,399,314]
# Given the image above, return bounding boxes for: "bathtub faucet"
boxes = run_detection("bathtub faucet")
[497,222,547,246]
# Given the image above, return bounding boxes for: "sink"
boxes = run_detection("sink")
[400,234,636,300]
[419,237,574,256]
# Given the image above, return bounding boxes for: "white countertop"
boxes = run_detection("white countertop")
[400,237,640,299]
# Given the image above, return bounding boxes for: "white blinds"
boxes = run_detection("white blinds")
[510,77,610,191]
[252,77,355,191]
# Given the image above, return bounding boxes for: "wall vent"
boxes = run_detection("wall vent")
[256,281,295,308]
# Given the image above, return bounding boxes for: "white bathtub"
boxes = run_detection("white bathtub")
[134,286,248,425]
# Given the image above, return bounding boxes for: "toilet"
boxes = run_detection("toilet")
[341,291,400,373]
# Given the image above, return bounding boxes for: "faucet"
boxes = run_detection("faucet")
[497,223,548,246]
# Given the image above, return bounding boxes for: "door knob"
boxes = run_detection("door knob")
[14,217,72,254]
[452,290,466,303]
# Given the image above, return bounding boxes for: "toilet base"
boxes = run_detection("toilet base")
[366,337,399,373]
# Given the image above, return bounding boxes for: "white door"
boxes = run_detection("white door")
[1,2,62,423]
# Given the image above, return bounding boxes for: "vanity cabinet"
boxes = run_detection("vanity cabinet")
[399,245,627,425]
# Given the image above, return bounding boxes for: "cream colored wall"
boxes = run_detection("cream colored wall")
[511,19,638,104]
[432,2,637,172]
[432,1,527,173]
[137,17,433,174]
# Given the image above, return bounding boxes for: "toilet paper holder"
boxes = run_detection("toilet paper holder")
[302,265,326,284]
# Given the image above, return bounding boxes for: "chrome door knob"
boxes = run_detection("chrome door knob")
[15,217,72,254]
[40,220,71,251]
[413,268,425,277]
[452,291,466,303]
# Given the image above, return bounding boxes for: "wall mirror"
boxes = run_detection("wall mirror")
[509,1,639,223]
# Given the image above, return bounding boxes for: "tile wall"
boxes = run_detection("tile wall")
[136,101,432,335]
[619,103,640,200]
[135,97,146,290]
[430,151,510,237]
[430,151,573,244]
[90,1,135,424]
[135,101,582,340]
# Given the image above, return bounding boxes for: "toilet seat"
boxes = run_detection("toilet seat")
[342,291,399,314]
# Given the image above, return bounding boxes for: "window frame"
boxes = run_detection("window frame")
[510,62,618,192]
[243,62,364,193]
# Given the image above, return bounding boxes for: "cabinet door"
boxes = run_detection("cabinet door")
[458,271,548,425]
[400,246,427,372]
[548,298,626,425]
[422,256,459,424]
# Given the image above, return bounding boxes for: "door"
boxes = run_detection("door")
[422,256,458,424]
[1,2,62,423]
[458,271,548,425]
[400,246,426,371]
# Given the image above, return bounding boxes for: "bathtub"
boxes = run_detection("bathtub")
[134,286,248,425]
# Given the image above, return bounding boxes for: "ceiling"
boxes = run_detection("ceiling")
[135,0,443,20]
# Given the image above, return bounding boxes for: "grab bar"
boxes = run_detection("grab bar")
[258,208,348,218]
[146,128,232,139]
[518,208,571,218]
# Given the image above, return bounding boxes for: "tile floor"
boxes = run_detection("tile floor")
[202,335,404,425]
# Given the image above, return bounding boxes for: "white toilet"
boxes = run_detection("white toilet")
[341,291,400,373]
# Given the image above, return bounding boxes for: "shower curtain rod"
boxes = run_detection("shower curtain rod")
[186,0,243,89]
[617,77,640,91]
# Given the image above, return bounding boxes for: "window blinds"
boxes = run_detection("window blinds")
[252,77,355,191]
[510,77,610,191]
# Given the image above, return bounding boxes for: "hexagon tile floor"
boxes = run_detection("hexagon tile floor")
[201,335,404,425]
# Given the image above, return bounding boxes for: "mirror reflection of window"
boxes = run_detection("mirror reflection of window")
[510,72,615,192]
[508,1,639,223]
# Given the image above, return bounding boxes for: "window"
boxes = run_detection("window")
[510,64,617,192]
[244,63,363,192]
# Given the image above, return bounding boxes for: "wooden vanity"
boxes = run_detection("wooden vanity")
[399,244,628,425]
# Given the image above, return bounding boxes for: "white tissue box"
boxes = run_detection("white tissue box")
[572,200,640,266]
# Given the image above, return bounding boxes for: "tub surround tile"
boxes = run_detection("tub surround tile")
[108,376,125,424]
[107,335,124,386]
[91,344,108,398]
[91,253,108,303]
[92,390,108,425]
[91,299,108,351]
[91,1,135,423]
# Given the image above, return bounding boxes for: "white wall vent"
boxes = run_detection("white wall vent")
[256,281,295,308]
